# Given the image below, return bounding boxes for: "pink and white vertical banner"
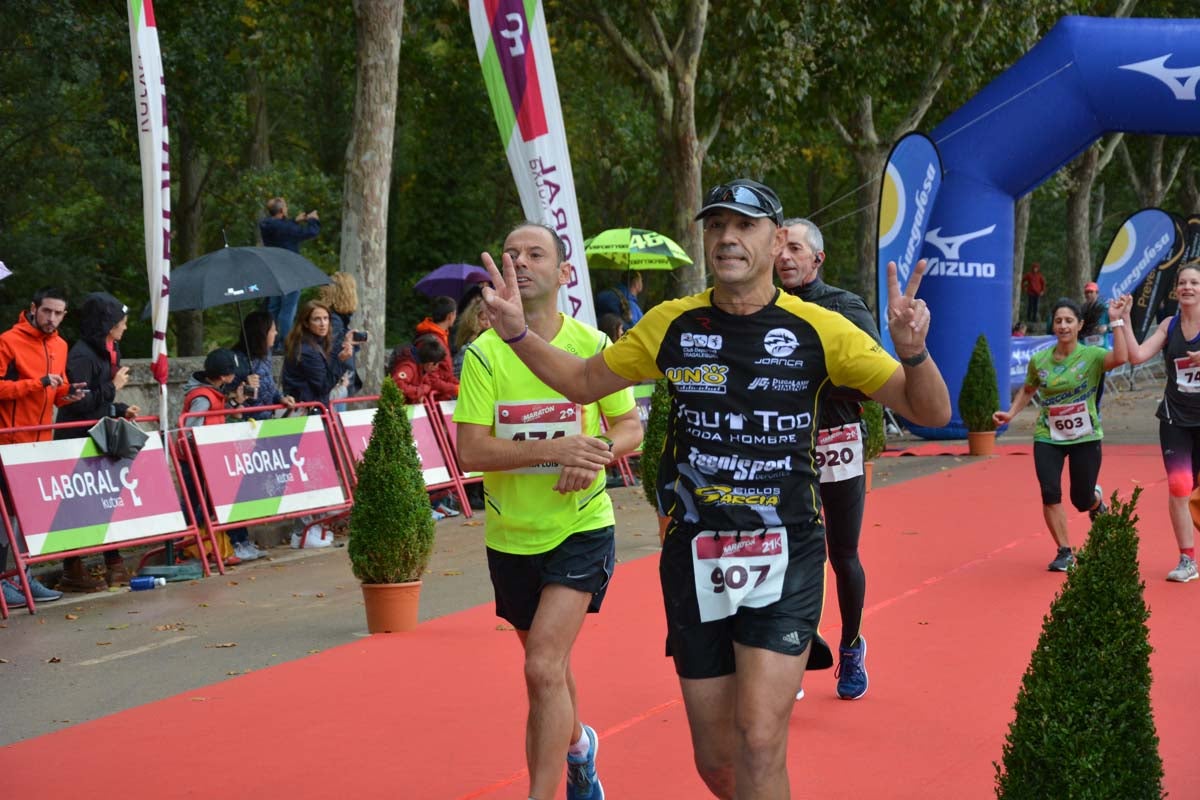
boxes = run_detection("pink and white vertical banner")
[470,0,595,325]
[127,0,172,419]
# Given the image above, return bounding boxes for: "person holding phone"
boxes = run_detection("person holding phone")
[0,286,86,607]
[54,292,142,589]
[232,310,296,420]
[318,273,364,401]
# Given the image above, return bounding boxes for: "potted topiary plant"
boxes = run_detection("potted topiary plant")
[959,333,1000,455]
[640,379,671,544]
[861,401,887,492]
[347,377,436,632]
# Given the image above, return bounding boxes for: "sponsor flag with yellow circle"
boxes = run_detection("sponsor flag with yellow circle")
[876,132,942,356]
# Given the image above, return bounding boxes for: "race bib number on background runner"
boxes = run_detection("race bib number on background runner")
[1175,357,1200,394]
[816,424,864,483]
[691,528,788,623]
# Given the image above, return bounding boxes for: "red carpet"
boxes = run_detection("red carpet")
[3,445,1196,799]
[880,441,1032,457]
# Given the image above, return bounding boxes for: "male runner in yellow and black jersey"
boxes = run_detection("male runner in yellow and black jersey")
[478,179,951,799]
[776,217,879,701]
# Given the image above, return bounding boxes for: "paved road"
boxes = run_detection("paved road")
[1,381,1165,745]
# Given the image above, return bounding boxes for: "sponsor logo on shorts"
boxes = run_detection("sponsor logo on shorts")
[666,364,729,394]
[782,631,802,646]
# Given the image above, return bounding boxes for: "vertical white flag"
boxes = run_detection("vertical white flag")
[127,0,171,420]
[470,0,595,325]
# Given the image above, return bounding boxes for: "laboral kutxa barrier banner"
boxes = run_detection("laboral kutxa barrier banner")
[0,433,188,557]
[875,132,943,356]
[337,404,452,487]
[470,0,595,325]
[188,416,346,524]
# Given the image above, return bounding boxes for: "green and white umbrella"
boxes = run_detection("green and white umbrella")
[583,227,693,271]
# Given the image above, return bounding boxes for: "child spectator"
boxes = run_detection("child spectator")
[388,335,459,404]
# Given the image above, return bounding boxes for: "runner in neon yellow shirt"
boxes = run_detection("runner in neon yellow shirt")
[454,222,641,800]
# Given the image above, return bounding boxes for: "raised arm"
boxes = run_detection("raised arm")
[1102,294,1132,372]
[1125,315,1169,365]
[480,251,635,403]
[866,261,951,427]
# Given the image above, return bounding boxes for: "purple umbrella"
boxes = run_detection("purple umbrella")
[415,263,491,301]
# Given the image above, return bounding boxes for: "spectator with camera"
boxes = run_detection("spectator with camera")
[318,272,366,401]
[54,292,141,589]
[231,309,296,419]
[259,196,320,346]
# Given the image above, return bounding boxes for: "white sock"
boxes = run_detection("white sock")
[567,725,590,758]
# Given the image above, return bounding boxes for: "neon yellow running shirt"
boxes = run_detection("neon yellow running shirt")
[453,316,636,554]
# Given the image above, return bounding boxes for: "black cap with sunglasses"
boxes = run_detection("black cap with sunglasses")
[694,179,784,227]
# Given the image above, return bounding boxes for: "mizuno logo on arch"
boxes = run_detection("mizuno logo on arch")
[1119,55,1200,101]
[924,225,996,260]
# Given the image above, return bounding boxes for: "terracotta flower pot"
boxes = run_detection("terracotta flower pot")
[864,461,874,493]
[967,431,996,456]
[360,580,422,633]
[658,515,671,547]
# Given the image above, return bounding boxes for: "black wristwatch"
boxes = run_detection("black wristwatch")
[899,348,929,367]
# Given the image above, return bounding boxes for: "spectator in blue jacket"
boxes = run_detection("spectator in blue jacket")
[259,196,320,345]
[232,310,296,419]
[594,270,644,328]
[280,301,351,406]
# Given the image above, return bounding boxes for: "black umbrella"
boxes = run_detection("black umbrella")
[166,246,331,311]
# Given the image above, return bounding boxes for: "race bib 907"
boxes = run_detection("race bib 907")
[691,528,787,623]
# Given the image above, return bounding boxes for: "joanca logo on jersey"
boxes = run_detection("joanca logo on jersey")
[665,363,729,394]
[1119,55,1200,101]
[923,224,997,278]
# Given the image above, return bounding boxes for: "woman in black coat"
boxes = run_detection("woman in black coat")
[280,300,352,406]
[55,292,139,590]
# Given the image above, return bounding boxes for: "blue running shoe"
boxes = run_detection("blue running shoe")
[26,571,63,602]
[3,579,27,608]
[566,723,604,800]
[836,636,869,700]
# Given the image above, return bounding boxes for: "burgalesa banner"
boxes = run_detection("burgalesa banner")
[0,433,188,557]
[126,0,171,413]
[189,416,346,525]
[1094,208,1177,302]
[470,0,595,325]
[876,132,943,356]
[1130,214,1187,341]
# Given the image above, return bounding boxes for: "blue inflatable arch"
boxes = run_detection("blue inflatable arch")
[910,15,1200,439]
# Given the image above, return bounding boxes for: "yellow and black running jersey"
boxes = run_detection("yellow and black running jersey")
[604,289,897,531]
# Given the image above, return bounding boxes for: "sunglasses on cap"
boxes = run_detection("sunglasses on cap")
[698,182,783,226]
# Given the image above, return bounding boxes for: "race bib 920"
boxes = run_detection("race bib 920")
[815,424,864,483]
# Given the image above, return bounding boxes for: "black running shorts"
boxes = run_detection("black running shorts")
[659,521,832,679]
[486,525,616,631]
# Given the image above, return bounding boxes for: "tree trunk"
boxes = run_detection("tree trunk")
[852,146,888,307]
[340,0,403,395]
[1012,193,1032,325]
[245,66,271,171]
[1064,146,1099,295]
[174,126,205,356]
[1182,167,1200,217]
[664,75,705,296]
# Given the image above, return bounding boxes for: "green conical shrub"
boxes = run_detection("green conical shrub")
[995,490,1163,799]
[640,378,670,510]
[960,333,1000,433]
[861,400,887,462]
[347,377,436,584]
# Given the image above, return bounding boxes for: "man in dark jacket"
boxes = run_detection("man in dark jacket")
[259,196,320,345]
[775,217,880,701]
[55,292,140,590]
